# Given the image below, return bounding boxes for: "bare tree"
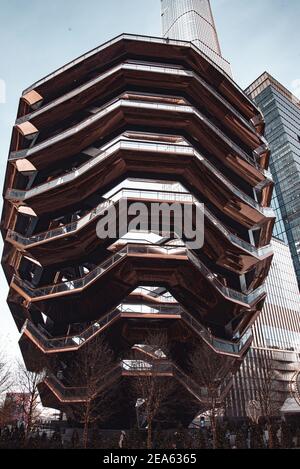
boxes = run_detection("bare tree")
[0,347,11,394]
[69,336,118,448]
[130,331,175,449]
[0,397,14,428]
[251,353,281,448]
[0,347,12,429]
[15,359,45,440]
[188,342,232,449]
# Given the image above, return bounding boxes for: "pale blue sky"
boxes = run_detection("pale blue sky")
[0,0,299,358]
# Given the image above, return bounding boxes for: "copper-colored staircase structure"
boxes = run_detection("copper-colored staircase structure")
[1,34,274,428]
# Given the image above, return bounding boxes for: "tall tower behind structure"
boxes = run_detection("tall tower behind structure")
[161,0,232,76]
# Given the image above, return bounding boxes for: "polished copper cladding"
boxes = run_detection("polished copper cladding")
[1,34,274,428]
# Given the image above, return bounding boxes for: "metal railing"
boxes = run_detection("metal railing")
[23,303,180,349]
[44,365,122,401]
[23,295,252,357]
[9,96,265,178]
[18,60,256,141]
[174,364,233,402]
[22,33,258,122]
[7,179,273,261]
[187,250,266,305]
[12,242,266,305]
[7,186,192,246]
[180,310,252,355]
[43,359,233,404]
[7,136,272,206]
[131,287,177,303]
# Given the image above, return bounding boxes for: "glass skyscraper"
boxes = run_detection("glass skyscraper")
[271,187,288,244]
[246,73,300,288]
[161,0,232,76]
[227,74,300,418]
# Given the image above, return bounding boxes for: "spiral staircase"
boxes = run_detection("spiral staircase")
[1,34,274,428]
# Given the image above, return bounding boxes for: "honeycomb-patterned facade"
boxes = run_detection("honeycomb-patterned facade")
[1,34,274,428]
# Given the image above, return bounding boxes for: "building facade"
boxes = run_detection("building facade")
[226,238,300,418]
[161,0,232,76]
[246,73,300,288]
[226,74,300,420]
